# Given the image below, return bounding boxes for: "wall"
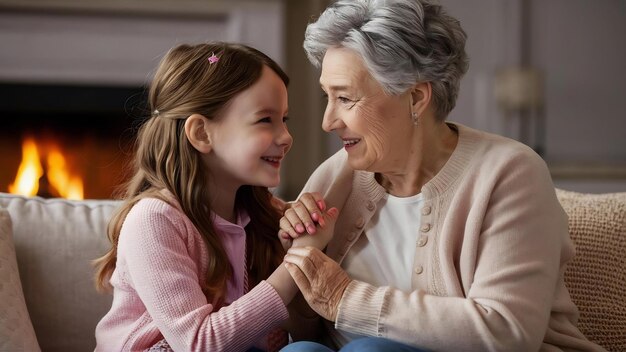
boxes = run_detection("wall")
[428,0,626,193]
[282,0,333,199]
[0,0,286,86]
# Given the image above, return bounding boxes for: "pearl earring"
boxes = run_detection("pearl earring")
[412,111,418,126]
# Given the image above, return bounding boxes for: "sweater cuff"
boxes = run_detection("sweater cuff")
[335,280,388,337]
[255,280,290,323]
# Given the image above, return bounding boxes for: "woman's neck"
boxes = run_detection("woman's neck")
[378,120,458,197]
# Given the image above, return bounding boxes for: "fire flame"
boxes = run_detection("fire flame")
[8,137,84,200]
[8,138,43,196]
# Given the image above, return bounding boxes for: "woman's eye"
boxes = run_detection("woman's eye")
[257,117,271,123]
[338,97,352,104]
[283,116,290,123]
[321,92,328,100]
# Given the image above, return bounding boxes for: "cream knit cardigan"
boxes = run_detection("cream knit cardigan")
[300,123,604,352]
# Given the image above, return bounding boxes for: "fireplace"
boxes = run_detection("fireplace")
[0,83,147,199]
[0,1,286,199]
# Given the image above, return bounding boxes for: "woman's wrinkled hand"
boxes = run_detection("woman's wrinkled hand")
[278,192,333,250]
[283,247,352,322]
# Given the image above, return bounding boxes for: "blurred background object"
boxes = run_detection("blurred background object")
[494,67,545,154]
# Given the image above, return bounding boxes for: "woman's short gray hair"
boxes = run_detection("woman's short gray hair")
[304,0,469,120]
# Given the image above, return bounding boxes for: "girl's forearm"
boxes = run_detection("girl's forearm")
[266,263,299,305]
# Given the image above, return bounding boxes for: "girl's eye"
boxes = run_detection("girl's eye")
[257,117,271,123]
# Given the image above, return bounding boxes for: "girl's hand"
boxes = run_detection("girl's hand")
[291,207,338,250]
[279,192,327,249]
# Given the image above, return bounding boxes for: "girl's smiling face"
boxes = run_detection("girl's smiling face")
[207,65,292,190]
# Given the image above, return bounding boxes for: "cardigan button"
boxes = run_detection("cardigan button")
[420,223,431,233]
[366,201,375,211]
[414,265,424,274]
[421,205,431,216]
[355,216,365,229]
[417,235,428,247]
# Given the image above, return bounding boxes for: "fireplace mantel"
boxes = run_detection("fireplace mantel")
[0,0,285,86]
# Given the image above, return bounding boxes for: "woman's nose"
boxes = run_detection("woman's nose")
[321,104,341,132]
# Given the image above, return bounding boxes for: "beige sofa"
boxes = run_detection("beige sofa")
[0,194,119,352]
[0,190,624,352]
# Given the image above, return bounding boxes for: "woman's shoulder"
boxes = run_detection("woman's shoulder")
[453,123,553,188]
[456,123,546,166]
[427,122,553,195]
[318,148,349,170]
[304,149,352,189]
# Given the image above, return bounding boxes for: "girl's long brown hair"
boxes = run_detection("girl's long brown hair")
[93,43,288,304]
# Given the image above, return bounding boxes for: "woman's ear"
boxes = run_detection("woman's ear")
[410,81,432,117]
[184,114,212,153]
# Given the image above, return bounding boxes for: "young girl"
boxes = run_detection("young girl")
[93,42,335,352]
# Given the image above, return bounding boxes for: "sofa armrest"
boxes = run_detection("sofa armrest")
[0,192,120,352]
[557,189,626,351]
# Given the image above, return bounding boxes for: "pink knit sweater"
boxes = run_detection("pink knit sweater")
[95,193,288,351]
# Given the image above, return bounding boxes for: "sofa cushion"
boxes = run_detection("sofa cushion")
[556,189,626,351]
[0,208,41,352]
[0,193,120,352]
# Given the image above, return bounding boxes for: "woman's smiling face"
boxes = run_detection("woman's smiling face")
[319,47,414,173]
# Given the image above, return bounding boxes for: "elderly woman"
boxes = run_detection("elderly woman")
[278,0,603,351]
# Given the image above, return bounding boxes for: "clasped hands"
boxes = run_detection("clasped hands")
[279,192,352,322]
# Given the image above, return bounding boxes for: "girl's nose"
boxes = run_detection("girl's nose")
[276,124,293,152]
